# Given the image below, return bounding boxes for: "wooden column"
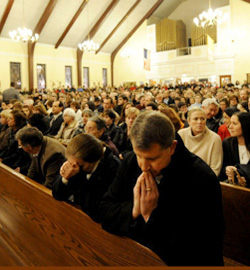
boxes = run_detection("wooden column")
[28,43,35,92]
[77,48,83,87]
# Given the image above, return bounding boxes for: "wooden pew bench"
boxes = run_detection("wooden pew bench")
[0,163,165,267]
[221,182,250,266]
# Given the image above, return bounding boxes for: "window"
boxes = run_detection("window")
[65,66,72,88]
[37,64,46,90]
[83,67,89,88]
[10,62,21,89]
[102,68,107,87]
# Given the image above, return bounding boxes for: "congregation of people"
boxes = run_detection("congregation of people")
[0,78,250,266]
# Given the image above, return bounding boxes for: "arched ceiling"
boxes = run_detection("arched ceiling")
[0,0,231,54]
[0,0,187,53]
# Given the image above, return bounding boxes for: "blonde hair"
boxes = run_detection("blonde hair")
[187,107,206,119]
[125,107,140,117]
[0,109,11,119]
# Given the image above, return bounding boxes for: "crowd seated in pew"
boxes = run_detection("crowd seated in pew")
[0,79,249,266]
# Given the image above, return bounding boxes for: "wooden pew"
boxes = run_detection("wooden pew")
[0,163,165,267]
[221,182,250,265]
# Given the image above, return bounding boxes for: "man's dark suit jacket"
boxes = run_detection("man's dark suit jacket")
[48,114,63,136]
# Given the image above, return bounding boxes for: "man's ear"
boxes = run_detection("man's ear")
[27,145,33,151]
[170,140,177,156]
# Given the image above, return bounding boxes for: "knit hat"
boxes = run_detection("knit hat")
[63,108,76,118]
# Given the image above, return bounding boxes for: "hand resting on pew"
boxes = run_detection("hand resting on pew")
[226,165,247,187]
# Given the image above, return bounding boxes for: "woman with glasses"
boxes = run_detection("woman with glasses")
[53,133,120,222]
[178,107,223,176]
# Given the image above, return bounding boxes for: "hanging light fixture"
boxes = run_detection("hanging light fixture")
[9,0,39,42]
[193,0,222,28]
[78,39,99,52]
[78,0,99,52]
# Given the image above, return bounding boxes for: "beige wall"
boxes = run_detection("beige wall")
[113,21,148,87]
[0,38,111,91]
[230,0,250,84]
[0,38,28,92]
[81,52,111,88]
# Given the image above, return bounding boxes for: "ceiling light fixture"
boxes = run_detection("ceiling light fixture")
[9,0,39,43]
[78,39,99,52]
[78,0,99,52]
[193,0,222,28]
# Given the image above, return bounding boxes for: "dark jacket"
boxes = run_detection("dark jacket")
[100,135,224,266]
[219,136,239,181]
[106,123,123,150]
[48,114,63,136]
[118,123,133,157]
[53,147,121,222]
[0,126,31,174]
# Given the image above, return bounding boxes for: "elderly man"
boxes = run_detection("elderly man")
[100,111,224,266]
[16,126,66,189]
[202,98,222,133]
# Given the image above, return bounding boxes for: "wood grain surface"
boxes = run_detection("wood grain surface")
[0,163,165,267]
[221,182,250,266]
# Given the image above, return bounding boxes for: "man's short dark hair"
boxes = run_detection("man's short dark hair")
[53,100,64,108]
[103,109,116,121]
[103,96,113,105]
[89,116,106,131]
[119,94,128,102]
[146,102,158,110]
[130,111,175,150]
[177,101,187,109]
[16,126,44,147]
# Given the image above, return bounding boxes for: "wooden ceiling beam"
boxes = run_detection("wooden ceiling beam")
[83,0,120,42]
[33,0,58,35]
[96,0,141,54]
[0,0,15,35]
[111,0,164,86]
[55,0,88,49]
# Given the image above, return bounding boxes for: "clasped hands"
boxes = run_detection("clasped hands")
[132,171,159,223]
[60,161,80,180]
[226,165,246,187]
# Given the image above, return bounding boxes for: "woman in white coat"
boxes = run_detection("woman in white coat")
[178,107,223,176]
[55,108,78,144]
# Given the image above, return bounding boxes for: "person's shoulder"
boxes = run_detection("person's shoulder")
[45,136,65,150]
[223,136,235,144]
[207,128,221,141]
[184,151,219,184]
[178,126,189,135]
[103,146,121,165]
